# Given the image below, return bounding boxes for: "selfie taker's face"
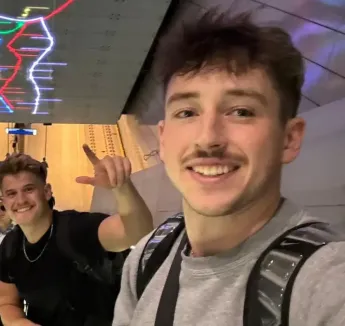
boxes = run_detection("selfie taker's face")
[159,69,305,216]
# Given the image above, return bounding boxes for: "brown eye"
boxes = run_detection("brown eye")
[175,109,196,119]
[230,108,254,117]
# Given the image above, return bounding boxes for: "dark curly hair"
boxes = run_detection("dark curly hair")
[155,8,304,123]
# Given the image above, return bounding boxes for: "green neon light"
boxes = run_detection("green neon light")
[0,22,24,35]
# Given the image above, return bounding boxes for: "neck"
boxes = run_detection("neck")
[21,210,53,243]
[184,192,282,257]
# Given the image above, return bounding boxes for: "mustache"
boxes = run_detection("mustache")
[182,147,245,164]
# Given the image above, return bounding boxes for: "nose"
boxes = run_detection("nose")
[195,113,227,150]
[15,191,28,206]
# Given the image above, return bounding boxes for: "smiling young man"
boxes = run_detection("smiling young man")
[0,145,153,326]
[112,10,345,326]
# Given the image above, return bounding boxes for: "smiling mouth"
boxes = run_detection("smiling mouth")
[15,207,32,213]
[187,165,240,177]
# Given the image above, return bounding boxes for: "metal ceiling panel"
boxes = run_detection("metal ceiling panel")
[0,0,172,123]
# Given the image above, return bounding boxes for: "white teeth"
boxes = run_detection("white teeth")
[17,207,31,213]
[192,165,234,176]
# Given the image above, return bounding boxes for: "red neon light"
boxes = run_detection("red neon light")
[45,0,74,21]
[0,24,26,106]
[0,0,74,110]
[3,91,26,94]
[20,54,37,57]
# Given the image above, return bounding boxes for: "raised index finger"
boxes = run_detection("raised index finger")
[83,144,99,165]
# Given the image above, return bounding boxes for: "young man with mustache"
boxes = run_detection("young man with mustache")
[113,9,345,326]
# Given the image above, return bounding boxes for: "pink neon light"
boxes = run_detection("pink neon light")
[4,91,26,94]
[21,34,44,37]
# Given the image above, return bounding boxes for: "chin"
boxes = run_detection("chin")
[184,196,238,218]
[14,209,37,226]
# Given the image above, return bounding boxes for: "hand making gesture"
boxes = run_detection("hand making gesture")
[76,144,132,189]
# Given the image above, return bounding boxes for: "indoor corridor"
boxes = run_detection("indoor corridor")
[0,117,152,212]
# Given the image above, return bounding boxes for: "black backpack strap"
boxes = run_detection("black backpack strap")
[244,222,341,326]
[136,213,185,300]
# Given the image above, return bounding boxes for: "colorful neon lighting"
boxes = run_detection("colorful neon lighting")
[0,22,24,35]
[20,7,50,19]
[0,0,74,115]
[0,96,13,113]
[0,1,73,23]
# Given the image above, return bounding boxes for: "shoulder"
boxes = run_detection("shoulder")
[55,209,109,219]
[290,240,345,325]
[55,210,109,229]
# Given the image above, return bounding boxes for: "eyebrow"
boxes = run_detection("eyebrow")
[224,89,268,106]
[166,92,199,106]
[166,88,267,107]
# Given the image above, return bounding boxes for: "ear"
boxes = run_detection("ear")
[158,120,165,162]
[44,183,53,201]
[282,117,306,164]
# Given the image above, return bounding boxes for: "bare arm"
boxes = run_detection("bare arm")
[0,281,38,326]
[98,180,153,252]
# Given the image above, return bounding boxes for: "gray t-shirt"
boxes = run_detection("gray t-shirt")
[113,200,345,326]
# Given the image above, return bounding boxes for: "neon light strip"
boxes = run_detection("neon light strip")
[30,36,48,40]
[38,62,67,66]
[0,96,13,113]
[19,47,44,51]
[39,88,54,91]
[40,99,62,102]
[0,22,24,35]
[29,18,54,115]
[22,33,43,37]
[34,69,53,72]
[33,77,53,80]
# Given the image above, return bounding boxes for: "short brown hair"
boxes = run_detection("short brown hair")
[0,154,47,186]
[155,9,304,123]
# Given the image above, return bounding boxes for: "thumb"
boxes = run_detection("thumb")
[75,176,95,185]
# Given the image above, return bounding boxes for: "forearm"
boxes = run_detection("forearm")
[0,305,35,326]
[113,180,153,245]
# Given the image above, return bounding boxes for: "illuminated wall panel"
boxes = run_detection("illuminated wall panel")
[0,1,73,116]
